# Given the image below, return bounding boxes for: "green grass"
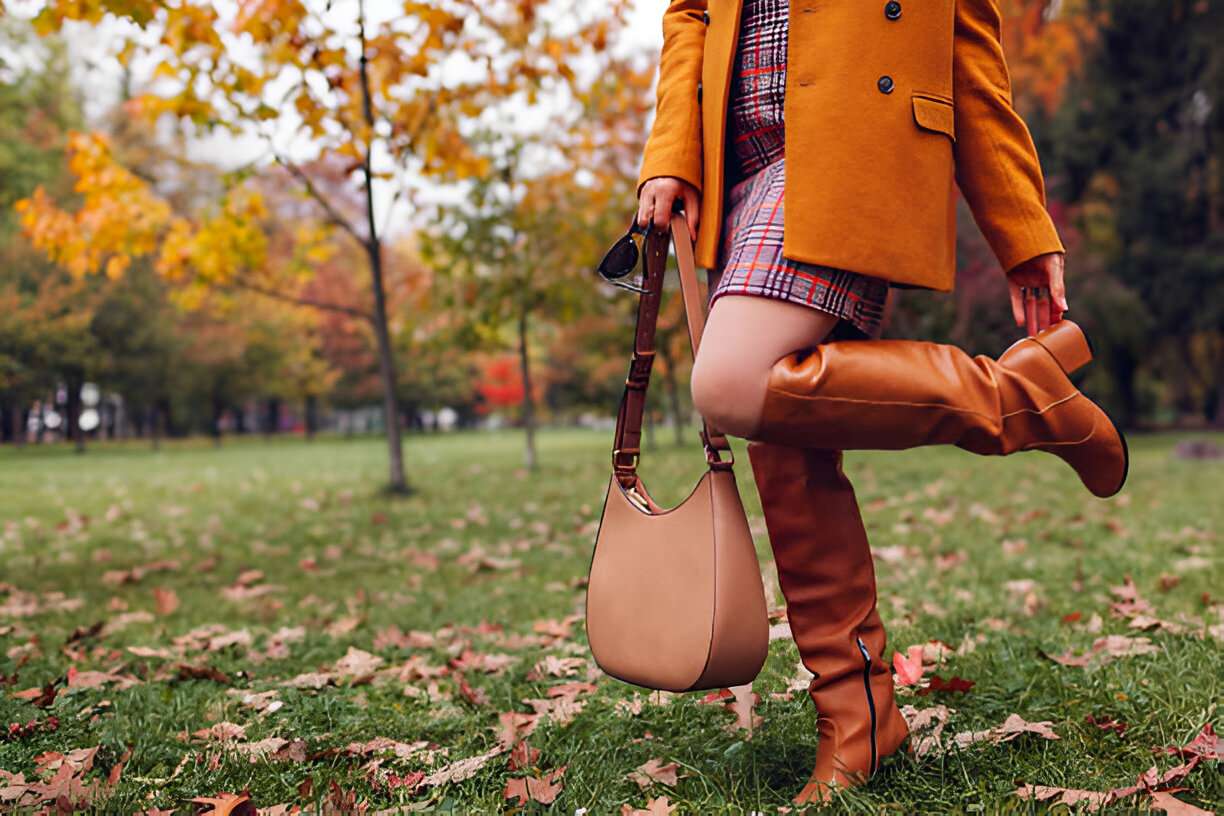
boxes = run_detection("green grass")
[1,429,1221,813]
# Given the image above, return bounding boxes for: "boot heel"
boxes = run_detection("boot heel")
[1035,319,1093,375]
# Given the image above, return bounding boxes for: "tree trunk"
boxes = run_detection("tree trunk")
[1115,350,1138,430]
[0,401,13,445]
[150,403,162,451]
[658,341,685,446]
[368,248,408,493]
[211,394,224,448]
[517,301,538,472]
[358,1,409,494]
[66,377,85,454]
[305,395,318,441]
[264,398,281,439]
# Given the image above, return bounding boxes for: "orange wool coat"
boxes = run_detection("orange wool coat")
[636,0,1065,291]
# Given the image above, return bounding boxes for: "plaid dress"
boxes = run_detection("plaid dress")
[709,0,890,340]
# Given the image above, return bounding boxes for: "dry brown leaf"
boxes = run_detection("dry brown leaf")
[207,630,254,652]
[343,736,431,760]
[1148,791,1215,815]
[419,745,504,788]
[526,655,585,679]
[227,689,283,715]
[281,672,333,690]
[152,587,179,616]
[1017,784,1110,811]
[191,722,247,742]
[952,714,1059,749]
[900,704,952,758]
[67,667,140,690]
[494,711,540,750]
[506,739,540,771]
[503,765,565,805]
[1163,723,1221,762]
[621,795,678,815]
[627,758,680,789]
[1046,634,1160,667]
[190,791,256,816]
[333,647,384,680]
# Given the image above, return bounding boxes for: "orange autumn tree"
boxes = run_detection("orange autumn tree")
[1000,0,1101,117]
[18,0,631,493]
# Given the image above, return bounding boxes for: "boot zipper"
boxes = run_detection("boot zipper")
[856,636,879,775]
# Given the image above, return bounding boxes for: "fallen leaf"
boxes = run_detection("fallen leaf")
[419,746,504,787]
[333,647,383,680]
[1017,783,1110,810]
[953,714,1059,749]
[152,587,179,616]
[917,675,974,696]
[191,722,247,742]
[621,795,677,815]
[190,791,256,816]
[506,740,540,771]
[503,765,565,805]
[893,645,925,686]
[1085,713,1128,736]
[1162,723,1221,762]
[1148,791,1215,815]
[494,711,539,750]
[900,704,952,758]
[627,758,680,789]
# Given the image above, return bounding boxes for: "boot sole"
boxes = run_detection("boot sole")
[1095,403,1130,498]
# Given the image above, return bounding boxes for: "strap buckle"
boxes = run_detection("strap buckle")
[612,447,640,473]
[705,443,735,470]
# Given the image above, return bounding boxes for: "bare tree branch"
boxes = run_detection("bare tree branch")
[275,155,366,246]
[222,276,372,323]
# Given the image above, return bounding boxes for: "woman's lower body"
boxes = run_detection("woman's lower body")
[703,0,1125,800]
[690,290,1128,804]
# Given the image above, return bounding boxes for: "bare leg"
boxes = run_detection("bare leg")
[691,294,840,439]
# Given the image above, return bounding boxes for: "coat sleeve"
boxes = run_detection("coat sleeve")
[636,0,708,197]
[952,0,1065,273]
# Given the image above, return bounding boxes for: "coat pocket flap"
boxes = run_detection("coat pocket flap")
[912,94,955,141]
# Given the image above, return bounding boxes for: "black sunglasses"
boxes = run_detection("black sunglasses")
[595,220,651,294]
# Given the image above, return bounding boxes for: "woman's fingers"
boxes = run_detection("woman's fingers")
[1009,282,1026,328]
[682,186,700,242]
[652,192,673,231]
[1049,256,1068,320]
[636,189,655,230]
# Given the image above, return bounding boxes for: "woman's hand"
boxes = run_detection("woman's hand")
[1006,252,1069,335]
[637,177,700,242]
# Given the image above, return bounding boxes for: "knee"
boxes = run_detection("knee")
[690,353,766,439]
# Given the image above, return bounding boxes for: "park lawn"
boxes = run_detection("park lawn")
[0,429,1220,814]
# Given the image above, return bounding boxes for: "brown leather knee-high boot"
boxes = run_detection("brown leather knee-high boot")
[752,319,1128,498]
[748,442,908,804]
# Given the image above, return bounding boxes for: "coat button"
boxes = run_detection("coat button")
[884,1,902,19]
[697,81,703,104]
[877,75,895,94]
[702,10,710,24]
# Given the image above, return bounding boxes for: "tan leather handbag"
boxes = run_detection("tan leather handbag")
[585,212,769,693]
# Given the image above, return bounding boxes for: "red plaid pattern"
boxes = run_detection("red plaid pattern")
[711,0,889,340]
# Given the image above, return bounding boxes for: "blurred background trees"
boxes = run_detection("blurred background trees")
[1,0,1221,472]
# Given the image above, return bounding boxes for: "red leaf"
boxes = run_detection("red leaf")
[892,645,925,686]
[918,675,974,696]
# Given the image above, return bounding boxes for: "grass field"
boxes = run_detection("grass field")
[0,429,1220,813]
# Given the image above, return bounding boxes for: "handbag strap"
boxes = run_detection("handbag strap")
[611,212,733,487]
